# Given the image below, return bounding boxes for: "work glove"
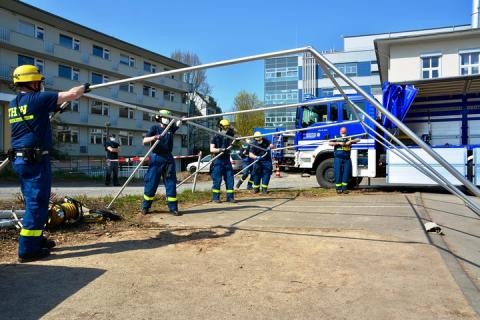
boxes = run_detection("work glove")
[83,83,91,93]
[55,101,70,114]
[256,156,262,161]
[154,134,162,140]
[218,148,226,153]
[176,119,182,127]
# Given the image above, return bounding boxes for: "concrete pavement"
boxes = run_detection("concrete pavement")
[1,192,479,319]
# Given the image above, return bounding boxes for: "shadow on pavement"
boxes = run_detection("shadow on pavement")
[50,227,236,260]
[0,264,105,320]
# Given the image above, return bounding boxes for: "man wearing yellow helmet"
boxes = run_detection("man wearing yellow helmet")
[249,131,274,194]
[210,118,236,203]
[9,64,89,262]
[141,109,182,216]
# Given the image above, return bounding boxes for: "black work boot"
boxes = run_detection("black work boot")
[170,209,182,216]
[141,208,149,215]
[41,236,56,249]
[261,188,268,194]
[253,188,259,194]
[18,248,50,263]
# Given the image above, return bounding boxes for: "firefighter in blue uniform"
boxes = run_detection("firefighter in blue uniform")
[141,110,182,216]
[329,127,360,194]
[235,139,253,190]
[210,119,236,203]
[8,65,89,262]
[249,131,273,194]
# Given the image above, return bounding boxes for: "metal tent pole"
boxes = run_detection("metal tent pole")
[106,120,175,209]
[310,47,480,197]
[176,145,234,188]
[89,47,311,90]
[236,120,360,140]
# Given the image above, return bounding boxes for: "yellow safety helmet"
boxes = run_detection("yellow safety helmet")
[159,109,171,116]
[219,119,230,127]
[12,65,44,84]
[254,131,263,141]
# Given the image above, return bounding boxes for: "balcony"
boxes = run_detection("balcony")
[53,44,89,65]
[6,30,48,55]
[115,62,139,78]
[142,94,161,107]
[149,76,191,92]
[0,64,10,81]
[164,100,189,114]
[88,54,113,72]
[49,76,81,91]
[117,90,139,105]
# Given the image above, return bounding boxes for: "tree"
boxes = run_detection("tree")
[171,50,211,96]
[233,91,264,137]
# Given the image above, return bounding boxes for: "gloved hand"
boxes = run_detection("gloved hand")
[176,116,185,127]
[83,83,91,93]
[218,148,226,153]
[55,102,70,114]
[256,156,262,161]
[154,134,162,140]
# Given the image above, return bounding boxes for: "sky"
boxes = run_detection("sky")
[25,0,474,111]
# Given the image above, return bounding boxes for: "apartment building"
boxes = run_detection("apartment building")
[0,0,192,161]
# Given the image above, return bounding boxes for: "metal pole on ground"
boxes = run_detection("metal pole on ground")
[192,151,202,192]
[106,120,175,209]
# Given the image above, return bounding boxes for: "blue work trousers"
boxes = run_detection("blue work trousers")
[252,160,273,191]
[334,151,351,191]
[142,154,178,211]
[211,158,234,201]
[13,156,51,257]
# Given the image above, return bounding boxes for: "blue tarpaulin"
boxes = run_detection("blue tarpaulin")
[381,82,418,129]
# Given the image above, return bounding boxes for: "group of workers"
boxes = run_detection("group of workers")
[6,64,358,263]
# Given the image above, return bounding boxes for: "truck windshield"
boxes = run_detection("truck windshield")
[343,101,366,121]
[302,105,327,127]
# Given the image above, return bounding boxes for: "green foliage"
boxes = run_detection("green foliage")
[233,91,265,137]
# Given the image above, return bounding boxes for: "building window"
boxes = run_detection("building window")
[91,72,109,85]
[90,128,106,145]
[68,100,79,112]
[90,101,109,116]
[460,51,480,76]
[144,61,156,73]
[164,90,175,102]
[35,26,44,40]
[17,54,44,74]
[92,45,110,60]
[119,82,135,93]
[59,34,80,50]
[120,54,135,67]
[119,107,134,119]
[143,112,154,121]
[143,86,156,98]
[18,20,34,37]
[421,55,440,79]
[119,131,133,146]
[57,126,78,144]
[58,65,79,81]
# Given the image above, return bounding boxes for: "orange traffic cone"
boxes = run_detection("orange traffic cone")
[275,162,281,178]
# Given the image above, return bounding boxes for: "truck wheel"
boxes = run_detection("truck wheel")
[316,158,335,188]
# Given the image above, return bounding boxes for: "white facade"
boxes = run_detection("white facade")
[377,29,480,82]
